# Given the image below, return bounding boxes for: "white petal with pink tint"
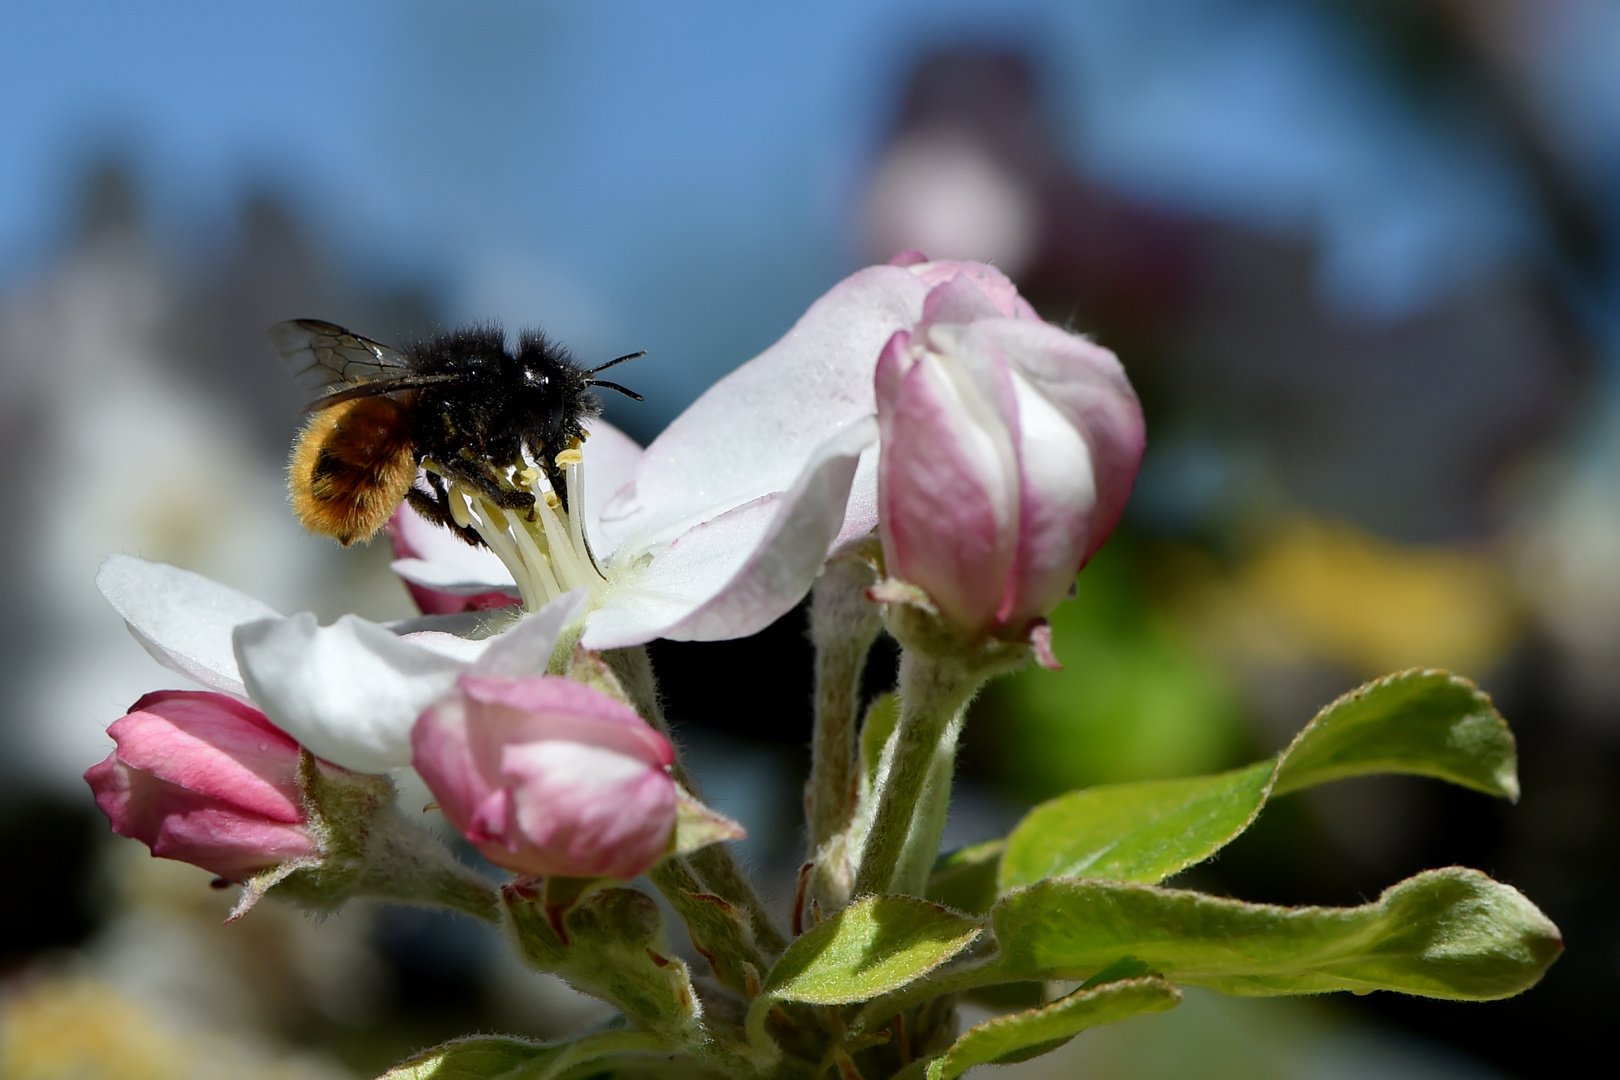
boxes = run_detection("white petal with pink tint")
[97,554,278,699]
[596,266,930,555]
[582,417,876,650]
[873,270,1145,640]
[234,613,466,773]
[99,554,588,774]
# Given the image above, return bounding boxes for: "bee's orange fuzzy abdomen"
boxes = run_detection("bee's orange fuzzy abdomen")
[288,396,417,546]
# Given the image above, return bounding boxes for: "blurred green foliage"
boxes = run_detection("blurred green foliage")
[977,541,1246,800]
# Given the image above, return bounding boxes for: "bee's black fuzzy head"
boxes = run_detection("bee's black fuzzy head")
[401,325,598,484]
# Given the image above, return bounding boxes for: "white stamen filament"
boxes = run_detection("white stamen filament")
[500,502,566,601]
[465,495,540,611]
[425,446,608,615]
[564,458,589,564]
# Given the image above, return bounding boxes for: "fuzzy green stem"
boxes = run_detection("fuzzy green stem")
[603,646,677,743]
[807,559,883,851]
[850,650,983,899]
[648,856,768,992]
[359,811,504,922]
[892,706,966,898]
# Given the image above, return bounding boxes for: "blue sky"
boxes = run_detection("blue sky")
[1,0,1584,423]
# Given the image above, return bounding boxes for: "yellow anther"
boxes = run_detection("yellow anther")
[544,491,562,509]
[554,448,584,467]
[516,466,541,489]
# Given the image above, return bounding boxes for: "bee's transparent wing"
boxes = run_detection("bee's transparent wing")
[268,319,413,395]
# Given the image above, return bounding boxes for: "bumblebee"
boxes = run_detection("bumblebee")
[269,319,642,546]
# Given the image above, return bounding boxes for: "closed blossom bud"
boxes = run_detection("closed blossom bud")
[875,266,1145,646]
[85,690,321,882]
[413,675,678,880]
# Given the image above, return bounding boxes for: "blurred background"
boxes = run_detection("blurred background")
[3,1,1618,1077]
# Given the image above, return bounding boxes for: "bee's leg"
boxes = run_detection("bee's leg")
[406,475,484,548]
[445,460,537,517]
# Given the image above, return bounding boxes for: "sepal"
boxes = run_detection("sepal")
[231,750,499,923]
[671,787,747,857]
[504,881,703,1042]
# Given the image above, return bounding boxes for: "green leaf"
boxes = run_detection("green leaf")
[997,669,1517,892]
[747,895,980,1046]
[762,896,981,1006]
[924,839,1003,915]
[924,976,1181,1080]
[992,867,1561,1000]
[378,1030,671,1079]
[1271,669,1518,798]
[998,763,1272,891]
[1078,955,1153,988]
[380,1037,544,1080]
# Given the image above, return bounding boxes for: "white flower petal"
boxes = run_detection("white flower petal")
[400,630,490,665]
[597,265,929,554]
[391,555,518,595]
[580,417,643,546]
[384,611,498,638]
[97,554,278,699]
[834,443,882,550]
[233,613,465,773]
[582,417,877,650]
[472,589,589,677]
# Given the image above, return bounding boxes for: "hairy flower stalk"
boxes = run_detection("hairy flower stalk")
[850,626,1026,899]
[602,644,790,964]
[807,554,883,851]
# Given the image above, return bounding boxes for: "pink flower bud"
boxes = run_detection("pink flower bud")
[889,251,1039,320]
[85,691,320,882]
[412,675,678,880]
[875,266,1145,642]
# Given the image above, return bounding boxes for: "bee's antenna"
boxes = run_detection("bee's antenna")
[589,379,644,402]
[588,350,647,375]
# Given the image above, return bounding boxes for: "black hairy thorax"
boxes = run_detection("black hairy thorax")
[404,327,599,512]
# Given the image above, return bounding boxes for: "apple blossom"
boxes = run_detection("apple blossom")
[874,267,1145,645]
[85,690,321,882]
[390,260,1042,652]
[413,674,678,880]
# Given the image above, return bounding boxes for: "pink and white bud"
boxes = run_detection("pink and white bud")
[890,251,1040,320]
[412,675,678,880]
[875,266,1145,644]
[85,690,320,882]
